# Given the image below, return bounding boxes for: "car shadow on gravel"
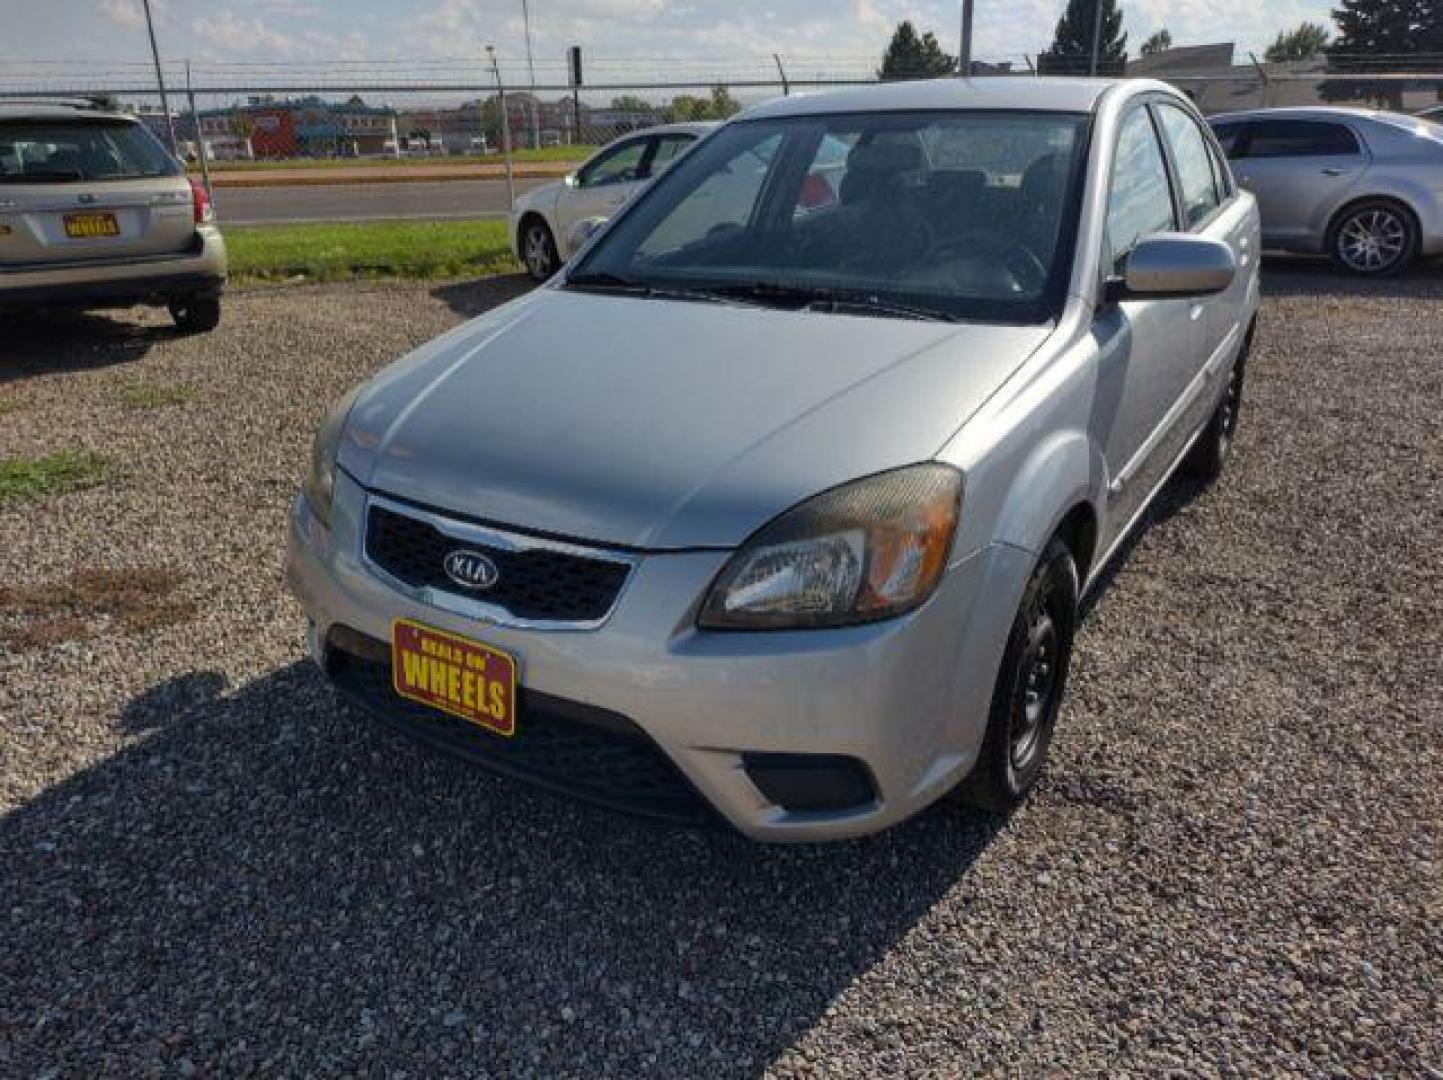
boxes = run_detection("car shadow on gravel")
[2,660,1003,1076]
[1260,254,1443,298]
[0,309,173,383]
[430,274,535,318]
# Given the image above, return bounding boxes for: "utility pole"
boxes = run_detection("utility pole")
[521,0,539,149]
[959,0,974,77]
[185,61,212,196]
[1089,0,1105,77]
[488,46,516,210]
[141,0,177,154]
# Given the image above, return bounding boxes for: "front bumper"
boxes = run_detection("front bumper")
[285,472,1031,841]
[0,225,226,309]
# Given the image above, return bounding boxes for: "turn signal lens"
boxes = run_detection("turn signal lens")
[698,464,962,630]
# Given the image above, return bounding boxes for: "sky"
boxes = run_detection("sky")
[2,0,1339,79]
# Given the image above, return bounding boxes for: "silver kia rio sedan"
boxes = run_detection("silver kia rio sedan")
[288,78,1261,841]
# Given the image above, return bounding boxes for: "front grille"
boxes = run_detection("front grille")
[365,503,631,624]
[325,627,714,826]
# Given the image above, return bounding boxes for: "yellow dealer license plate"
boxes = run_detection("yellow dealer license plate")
[391,618,517,737]
[63,212,120,239]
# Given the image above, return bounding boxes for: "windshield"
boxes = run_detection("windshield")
[0,120,182,182]
[569,110,1089,323]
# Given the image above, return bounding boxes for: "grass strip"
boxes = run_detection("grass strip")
[226,218,520,284]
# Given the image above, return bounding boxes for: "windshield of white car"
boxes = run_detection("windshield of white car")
[568,110,1090,323]
[0,120,182,182]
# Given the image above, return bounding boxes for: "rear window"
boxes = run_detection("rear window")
[0,120,181,182]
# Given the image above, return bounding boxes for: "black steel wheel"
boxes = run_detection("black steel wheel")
[1184,320,1253,484]
[168,294,221,333]
[958,536,1078,813]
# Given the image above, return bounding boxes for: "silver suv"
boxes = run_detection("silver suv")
[0,100,226,331]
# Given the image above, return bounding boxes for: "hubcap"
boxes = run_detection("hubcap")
[1338,209,1406,272]
[524,226,552,277]
[1011,590,1059,770]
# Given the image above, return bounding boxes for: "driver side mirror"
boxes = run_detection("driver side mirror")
[565,172,581,189]
[1105,233,1236,304]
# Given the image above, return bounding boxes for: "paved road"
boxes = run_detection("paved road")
[215,177,552,226]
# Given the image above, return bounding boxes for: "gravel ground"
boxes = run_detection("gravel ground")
[1,267,1439,1077]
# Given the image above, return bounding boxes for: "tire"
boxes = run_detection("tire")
[168,294,221,333]
[1183,321,1252,484]
[1328,199,1418,277]
[520,217,559,283]
[958,536,1079,813]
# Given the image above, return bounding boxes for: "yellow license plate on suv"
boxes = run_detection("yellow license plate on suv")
[63,212,120,239]
[391,618,518,737]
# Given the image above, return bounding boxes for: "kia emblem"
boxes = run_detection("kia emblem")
[443,549,499,591]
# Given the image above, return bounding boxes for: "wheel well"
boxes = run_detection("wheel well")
[1325,195,1421,248]
[1053,503,1099,584]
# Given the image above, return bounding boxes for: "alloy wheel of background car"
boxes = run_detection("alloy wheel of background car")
[522,220,558,283]
[1332,202,1416,276]
[958,537,1078,813]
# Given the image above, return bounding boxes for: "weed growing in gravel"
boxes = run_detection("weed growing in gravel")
[0,397,20,415]
[0,568,193,651]
[0,450,109,507]
[119,382,197,410]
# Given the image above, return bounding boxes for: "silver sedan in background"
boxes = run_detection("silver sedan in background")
[1209,106,1443,275]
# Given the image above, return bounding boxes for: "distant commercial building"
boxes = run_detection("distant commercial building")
[198,96,396,158]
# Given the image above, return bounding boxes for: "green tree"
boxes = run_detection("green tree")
[1265,21,1330,60]
[708,85,741,118]
[610,94,651,114]
[878,20,957,80]
[1323,0,1437,107]
[1140,28,1172,55]
[1038,0,1128,75]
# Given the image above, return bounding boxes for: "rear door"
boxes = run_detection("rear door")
[0,116,194,266]
[1226,118,1367,248]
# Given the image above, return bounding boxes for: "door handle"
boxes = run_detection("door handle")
[1320,167,1346,177]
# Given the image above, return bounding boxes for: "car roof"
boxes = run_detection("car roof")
[1208,106,1392,125]
[743,77,1122,120]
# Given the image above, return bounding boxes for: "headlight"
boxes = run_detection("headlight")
[698,464,962,630]
[302,386,362,528]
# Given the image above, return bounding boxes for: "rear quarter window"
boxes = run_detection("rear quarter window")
[0,119,181,181]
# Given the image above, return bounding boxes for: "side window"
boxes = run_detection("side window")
[1156,104,1221,229]
[578,138,649,188]
[1209,121,1246,159]
[1106,108,1177,275]
[646,134,694,177]
[1245,120,1361,158]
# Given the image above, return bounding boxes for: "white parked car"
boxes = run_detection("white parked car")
[508,122,715,281]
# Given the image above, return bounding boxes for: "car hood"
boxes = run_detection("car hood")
[339,288,1053,550]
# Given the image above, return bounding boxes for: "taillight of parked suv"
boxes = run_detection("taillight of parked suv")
[189,177,213,224]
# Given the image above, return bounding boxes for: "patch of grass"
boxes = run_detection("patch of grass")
[0,568,193,652]
[119,382,197,410]
[227,218,520,284]
[0,398,20,416]
[0,450,109,507]
[194,146,594,171]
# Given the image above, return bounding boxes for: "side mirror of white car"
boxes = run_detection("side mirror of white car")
[1108,233,1236,303]
[567,216,608,253]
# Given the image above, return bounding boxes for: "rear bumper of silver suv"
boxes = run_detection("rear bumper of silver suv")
[0,224,226,308]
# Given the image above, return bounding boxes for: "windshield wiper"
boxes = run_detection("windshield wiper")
[708,282,958,323]
[566,272,755,308]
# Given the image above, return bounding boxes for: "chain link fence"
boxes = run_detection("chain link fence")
[5,54,1442,228]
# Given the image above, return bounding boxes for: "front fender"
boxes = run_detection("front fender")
[988,428,1101,562]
